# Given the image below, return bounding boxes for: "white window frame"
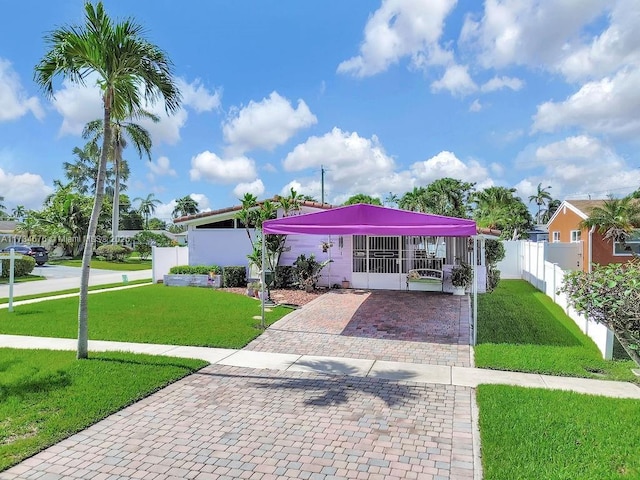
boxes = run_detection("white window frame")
[570,230,581,243]
[552,231,560,243]
[613,229,640,256]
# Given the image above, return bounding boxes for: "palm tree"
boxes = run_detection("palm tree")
[134,193,162,229]
[528,183,552,224]
[398,187,428,212]
[172,195,199,219]
[84,114,156,243]
[11,205,27,221]
[473,186,533,239]
[35,1,181,359]
[0,196,6,219]
[384,192,399,208]
[580,196,640,248]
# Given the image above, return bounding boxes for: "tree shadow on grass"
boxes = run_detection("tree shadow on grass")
[0,370,71,402]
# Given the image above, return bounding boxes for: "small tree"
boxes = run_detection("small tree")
[293,254,332,291]
[560,262,640,366]
[484,239,505,292]
[133,230,174,259]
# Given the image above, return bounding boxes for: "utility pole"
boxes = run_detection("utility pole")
[321,165,325,205]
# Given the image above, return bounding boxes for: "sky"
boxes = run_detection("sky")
[1,0,639,221]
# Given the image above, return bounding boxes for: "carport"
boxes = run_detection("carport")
[261,203,480,344]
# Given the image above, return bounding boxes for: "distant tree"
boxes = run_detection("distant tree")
[135,193,162,229]
[343,193,382,206]
[120,209,144,230]
[472,186,533,239]
[35,0,181,359]
[398,187,428,212]
[167,223,186,233]
[541,199,561,224]
[579,196,640,249]
[384,192,399,207]
[528,183,552,224]
[147,217,167,230]
[422,178,475,218]
[11,205,26,221]
[133,230,173,259]
[63,142,121,195]
[172,195,200,219]
[0,195,7,219]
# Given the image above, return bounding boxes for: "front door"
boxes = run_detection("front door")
[352,235,403,289]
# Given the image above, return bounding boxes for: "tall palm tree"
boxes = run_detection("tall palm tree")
[0,196,6,219]
[11,205,26,221]
[580,196,640,248]
[528,183,552,224]
[134,193,162,229]
[172,195,199,219]
[84,114,156,243]
[35,1,181,359]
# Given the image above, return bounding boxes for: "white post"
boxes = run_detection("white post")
[8,248,15,312]
[261,235,266,329]
[472,236,478,346]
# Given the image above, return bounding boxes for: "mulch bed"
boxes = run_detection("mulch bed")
[219,287,326,307]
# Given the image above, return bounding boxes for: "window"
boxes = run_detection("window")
[570,230,581,243]
[552,231,560,243]
[614,230,640,256]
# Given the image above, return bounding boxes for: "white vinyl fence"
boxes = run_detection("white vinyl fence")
[501,240,614,359]
[152,246,189,283]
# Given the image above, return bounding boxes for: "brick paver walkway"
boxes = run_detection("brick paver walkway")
[248,290,472,367]
[1,290,478,480]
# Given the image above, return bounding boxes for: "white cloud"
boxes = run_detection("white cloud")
[233,179,265,198]
[0,168,52,209]
[189,151,257,184]
[147,156,177,178]
[430,64,478,97]
[532,67,640,137]
[188,193,212,212]
[222,91,317,154]
[517,135,640,198]
[337,0,457,77]
[410,151,493,188]
[263,163,278,173]
[176,78,222,113]
[481,75,524,92]
[155,193,212,221]
[0,58,44,122]
[283,127,413,200]
[52,77,102,135]
[469,99,483,112]
[460,0,605,70]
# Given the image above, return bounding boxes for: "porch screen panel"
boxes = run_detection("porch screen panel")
[368,236,399,273]
[353,235,367,272]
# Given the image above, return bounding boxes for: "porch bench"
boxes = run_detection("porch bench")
[406,268,443,292]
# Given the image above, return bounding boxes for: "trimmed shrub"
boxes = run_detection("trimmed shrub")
[95,244,133,262]
[133,231,175,259]
[222,266,246,287]
[487,266,501,292]
[485,239,506,265]
[1,256,36,278]
[274,265,296,288]
[169,265,221,275]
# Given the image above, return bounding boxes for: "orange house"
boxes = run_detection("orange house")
[547,199,637,272]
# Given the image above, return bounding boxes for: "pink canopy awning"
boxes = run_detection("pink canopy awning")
[262,203,476,237]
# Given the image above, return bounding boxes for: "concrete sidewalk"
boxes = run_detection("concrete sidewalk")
[1,334,639,399]
[0,269,152,298]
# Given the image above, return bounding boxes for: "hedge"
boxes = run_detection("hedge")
[96,244,133,262]
[1,256,36,278]
[169,265,222,275]
[222,266,246,287]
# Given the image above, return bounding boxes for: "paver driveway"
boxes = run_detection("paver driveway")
[1,291,478,480]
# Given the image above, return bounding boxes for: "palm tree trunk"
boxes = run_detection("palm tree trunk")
[77,100,113,359]
[111,149,121,245]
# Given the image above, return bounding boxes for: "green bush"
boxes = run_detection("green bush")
[169,265,221,275]
[485,239,506,265]
[95,244,133,262]
[293,254,331,290]
[133,231,175,259]
[487,266,501,292]
[222,266,246,287]
[274,265,295,288]
[1,256,36,278]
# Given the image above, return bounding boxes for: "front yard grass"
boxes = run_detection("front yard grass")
[476,280,638,383]
[0,275,46,284]
[0,348,205,472]
[477,385,640,480]
[0,284,289,348]
[49,257,151,271]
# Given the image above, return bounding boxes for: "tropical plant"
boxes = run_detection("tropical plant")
[134,193,162,229]
[0,196,6,219]
[11,205,26,221]
[133,230,173,259]
[579,195,640,248]
[35,1,181,358]
[146,217,167,230]
[422,177,475,218]
[95,244,132,261]
[172,195,199,219]
[292,253,332,291]
[528,183,552,224]
[484,239,505,292]
[343,193,382,206]
[541,198,561,224]
[560,262,640,366]
[473,186,532,240]
[384,192,399,207]
[83,113,156,243]
[63,142,113,195]
[451,262,473,288]
[398,186,428,212]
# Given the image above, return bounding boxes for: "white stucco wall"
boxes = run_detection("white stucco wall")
[188,228,254,266]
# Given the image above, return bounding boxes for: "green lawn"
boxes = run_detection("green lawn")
[0,348,205,471]
[0,279,152,304]
[476,280,638,383]
[477,385,640,480]
[0,285,290,348]
[49,258,152,271]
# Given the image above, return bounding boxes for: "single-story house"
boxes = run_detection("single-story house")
[175,200,490,292]
[0,221,18,249]
[546,199,637,272]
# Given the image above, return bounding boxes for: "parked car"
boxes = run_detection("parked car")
[1,245,49,265]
